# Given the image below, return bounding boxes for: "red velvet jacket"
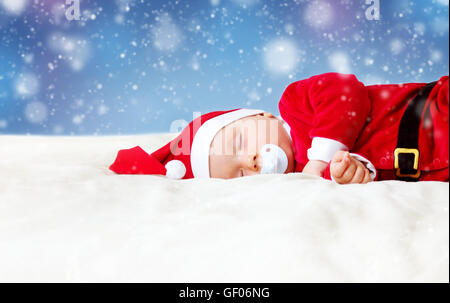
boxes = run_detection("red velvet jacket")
[278,73,449,181]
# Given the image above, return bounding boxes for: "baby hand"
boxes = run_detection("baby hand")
[330,151,372,184]
[302,159,329,177]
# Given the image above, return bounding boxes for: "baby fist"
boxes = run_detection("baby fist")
[330,151,372,184]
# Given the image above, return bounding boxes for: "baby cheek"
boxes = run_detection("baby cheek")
[287,150,295,173]
[281,138,295,172]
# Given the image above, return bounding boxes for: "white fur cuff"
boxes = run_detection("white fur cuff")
[308,137,349,163]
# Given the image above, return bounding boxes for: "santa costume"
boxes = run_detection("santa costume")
[279,73,449,181]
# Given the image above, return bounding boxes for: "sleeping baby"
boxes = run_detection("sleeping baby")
[109,73,449,183]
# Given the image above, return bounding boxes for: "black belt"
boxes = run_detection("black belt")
[394,81,437,181]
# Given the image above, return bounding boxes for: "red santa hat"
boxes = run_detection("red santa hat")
[109,108,265,179]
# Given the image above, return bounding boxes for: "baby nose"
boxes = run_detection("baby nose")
[241,153,261,174]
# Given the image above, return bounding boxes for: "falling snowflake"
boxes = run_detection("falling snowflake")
[303,1,334,29]
[152,13,183,52]
[48,33,92,72]
[231,0,259,7]
[263,39,300,75]
[24,101,47,124]
[0,0,28,15]
[329,51,352,74]
[390,39,404,55]
[15,73,39,98]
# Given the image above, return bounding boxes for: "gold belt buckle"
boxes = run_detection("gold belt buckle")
[394,148,421,178]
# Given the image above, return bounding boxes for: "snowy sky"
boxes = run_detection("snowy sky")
[0,0,448,135]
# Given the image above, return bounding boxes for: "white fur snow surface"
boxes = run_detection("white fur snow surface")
[0,134,448,282]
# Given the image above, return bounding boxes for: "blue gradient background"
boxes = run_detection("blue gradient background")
[0,0,448,135]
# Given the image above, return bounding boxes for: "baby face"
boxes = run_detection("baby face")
[209,112,295,179]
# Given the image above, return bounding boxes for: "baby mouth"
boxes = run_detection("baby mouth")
[259,144,288,174]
